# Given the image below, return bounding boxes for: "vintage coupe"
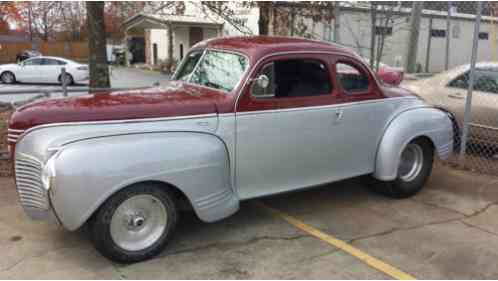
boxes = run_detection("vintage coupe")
[9,36,454,263]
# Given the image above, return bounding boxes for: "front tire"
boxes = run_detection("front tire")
[1,71,16,84]
[90,183,178,263]
[370,138,434,198]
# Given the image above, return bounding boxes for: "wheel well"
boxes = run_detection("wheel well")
[1,71,14,77]
[85,180,193,230]
[139,180,193,210]
[58,73,73,81]
[413,135,435,150]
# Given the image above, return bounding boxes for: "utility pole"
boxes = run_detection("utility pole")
[333,2,341,44]
[405,2,424,73]
[444,1,452,70]
[425,17,433,73]
[370,3,377,69]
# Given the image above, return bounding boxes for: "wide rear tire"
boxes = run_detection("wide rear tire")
[370,138,434,198]
[90,183,178,263]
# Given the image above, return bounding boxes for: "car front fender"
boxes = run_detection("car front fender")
[50,132,238,231]
[373,107,453,181]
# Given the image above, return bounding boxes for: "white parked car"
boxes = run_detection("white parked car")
[0,56,89,85]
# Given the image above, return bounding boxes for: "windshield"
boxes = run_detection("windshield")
[175,50,248,92]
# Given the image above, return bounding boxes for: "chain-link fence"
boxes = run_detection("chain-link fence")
[269,1,498,175]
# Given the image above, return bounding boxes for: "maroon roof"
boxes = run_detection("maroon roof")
[192,36,357,63]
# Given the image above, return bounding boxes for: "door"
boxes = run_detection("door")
[153,43,158,65]
[189,27,203,47]
[18,58,43,82]
[332,58,397,175]
[41,58,66,83]
[235,54,345,199]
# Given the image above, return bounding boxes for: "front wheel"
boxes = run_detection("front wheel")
[1,71,16,84]
[370,138,434,198]
[90,183,178,263]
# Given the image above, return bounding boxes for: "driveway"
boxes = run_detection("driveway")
[1,163,498,279]
[0,67,171,104]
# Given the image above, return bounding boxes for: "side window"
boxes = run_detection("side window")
[449,70,498,94]
[23,58,42,66]
[336,62,370,94]
[42,59,64,65]
[448,72,469,89]
[474,70,498,94]
[251,59,332,98]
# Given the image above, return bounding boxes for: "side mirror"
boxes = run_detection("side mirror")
[253,74,270,89]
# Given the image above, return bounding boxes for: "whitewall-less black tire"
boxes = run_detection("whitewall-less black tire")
[370,138,434,198]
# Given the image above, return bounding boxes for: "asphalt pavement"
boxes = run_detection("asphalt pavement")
[1,163,498,279]
[0,67,171,104]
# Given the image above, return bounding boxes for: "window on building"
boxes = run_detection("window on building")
[431,29,446,37]
[375,26,393,36]
[479,32,489,40]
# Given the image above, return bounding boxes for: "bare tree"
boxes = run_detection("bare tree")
[87,1,110,89]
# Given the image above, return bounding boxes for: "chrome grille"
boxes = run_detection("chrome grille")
[7,128,24,144]
[15,153,48,210]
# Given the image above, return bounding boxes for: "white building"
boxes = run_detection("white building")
[123,3,498,73]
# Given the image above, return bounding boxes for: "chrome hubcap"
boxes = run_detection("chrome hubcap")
[398,143,424,182]
[110,194,167,251]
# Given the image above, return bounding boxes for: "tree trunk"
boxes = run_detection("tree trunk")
[258,2,270,35]
[405,2,424,73]
[87,1,110,89]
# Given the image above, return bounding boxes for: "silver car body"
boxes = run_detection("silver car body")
[13,52,454,231]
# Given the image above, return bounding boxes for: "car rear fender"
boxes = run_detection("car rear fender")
[50,132,238,231]
[373,107,453,181]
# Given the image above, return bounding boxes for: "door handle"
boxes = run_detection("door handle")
[448,92,465,99]
[334,109,344,123]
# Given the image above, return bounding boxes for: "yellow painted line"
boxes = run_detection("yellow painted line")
[259,203,416,280]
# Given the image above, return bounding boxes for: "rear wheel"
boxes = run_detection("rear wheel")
[370,138,434,198]
[90,183,178,263]
[58,73,74,85]
[1,71,16,84]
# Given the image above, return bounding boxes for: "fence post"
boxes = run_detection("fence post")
[61,67,68,97]
[444,1,452,70]
[459,1,482,167]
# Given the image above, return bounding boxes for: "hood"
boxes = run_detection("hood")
[0,63,18,68]
[9,81,230,130]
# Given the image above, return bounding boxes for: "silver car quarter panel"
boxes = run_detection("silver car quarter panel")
[374,106,453,181]
[50,132,236,231]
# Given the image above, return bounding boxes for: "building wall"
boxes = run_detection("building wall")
[173,26,189,60]
[149,29,168,63]
[146,26,221,64]
[337,11,498,72]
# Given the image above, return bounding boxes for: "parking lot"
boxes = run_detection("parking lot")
[0,67,171,104]
[1,163,498,279]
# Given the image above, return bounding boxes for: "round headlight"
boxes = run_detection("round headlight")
[41,156,56,191]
